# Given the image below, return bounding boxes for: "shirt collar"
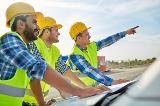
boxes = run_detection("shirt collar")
[76,44,87,51]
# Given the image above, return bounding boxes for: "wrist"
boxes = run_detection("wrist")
[122,31,127,36]
[73,87,83,97]
[38,101,46,106]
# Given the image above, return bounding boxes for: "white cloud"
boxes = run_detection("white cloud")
[98,0,160,16]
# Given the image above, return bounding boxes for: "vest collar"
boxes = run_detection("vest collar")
[76,44,87,51]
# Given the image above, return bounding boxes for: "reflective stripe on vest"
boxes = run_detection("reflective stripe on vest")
[0,84,25,97]
[25,89,49,97]
[70,42,98,86]
[0,31,29,106]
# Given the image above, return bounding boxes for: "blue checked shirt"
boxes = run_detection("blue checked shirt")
[28,42,70,75]
[69,32,126,86]
[0,34,47,80]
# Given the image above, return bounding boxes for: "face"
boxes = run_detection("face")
[49,26,60,43]
[78,30,91,45]
[23,15,39,42]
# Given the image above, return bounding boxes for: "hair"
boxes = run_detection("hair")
[75,32,82,41]
[39,27,51,37]
[11,15,29,31]
[39,29,45,37]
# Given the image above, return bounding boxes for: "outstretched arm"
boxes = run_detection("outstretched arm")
[96,32,126,51]
[96,26,139,51]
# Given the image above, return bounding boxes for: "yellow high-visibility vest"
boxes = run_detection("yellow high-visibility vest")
[0,31,30,106]
[24,38,60,103]
[69,42,98,86]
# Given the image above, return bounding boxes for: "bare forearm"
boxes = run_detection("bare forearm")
[65,70,87,88]
[30,79,45,106]
[43,66,81,96]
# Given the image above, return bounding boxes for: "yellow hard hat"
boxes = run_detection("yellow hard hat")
[38,17,62,30]
[36,12,44,22]
[69,22,91,40]
[6,2,42,27]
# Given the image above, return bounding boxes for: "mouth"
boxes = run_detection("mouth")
[55,35,59,39]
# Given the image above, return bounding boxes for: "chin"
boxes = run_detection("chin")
[54,40,59,43]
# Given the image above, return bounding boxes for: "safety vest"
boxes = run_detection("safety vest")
[24,38,60,103]
[0,31,30,106]
[69,42,98,86]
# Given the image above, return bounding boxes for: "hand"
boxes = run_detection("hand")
[125,26,139,35]
[59,89,72,99]
[78,87,102,98]
[39,102,48,106]
[96,84,110,91]
[46,98,56,105]
[111,79,129,85]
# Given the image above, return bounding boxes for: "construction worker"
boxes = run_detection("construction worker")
[68,22,139,87]
[0,2,102,106]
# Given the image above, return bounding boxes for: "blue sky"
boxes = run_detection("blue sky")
[0,0,160,61]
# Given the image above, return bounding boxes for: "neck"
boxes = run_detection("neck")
[76,42,87,49]
[41,36,52,48]
[16,30,29,44]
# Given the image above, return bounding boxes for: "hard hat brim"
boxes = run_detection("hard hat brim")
[38,24,63,36]
[55,24,63,29]
[43,24,63,29]
[87,26,91,30]
[35,12,44,21]
[6,12,43,28]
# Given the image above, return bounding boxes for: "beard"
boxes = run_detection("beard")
[49,35,59,43]
[54,39,59,43]
[23,24,38,42]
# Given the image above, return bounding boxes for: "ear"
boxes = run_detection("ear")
[77,36,81,40]
[17,20,25,30]
[43,29,50,37]
[44,29,48,34]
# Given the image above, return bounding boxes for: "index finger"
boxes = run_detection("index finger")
[132,26,139,29]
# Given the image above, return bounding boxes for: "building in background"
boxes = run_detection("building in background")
[97,56,107,72]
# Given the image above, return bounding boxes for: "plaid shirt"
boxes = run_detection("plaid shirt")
[55,55,70,75]
[28,42,69,75]
[69,32,126,86]
[0,34,47,80]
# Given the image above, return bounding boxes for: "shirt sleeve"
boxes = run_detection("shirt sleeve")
[0,34,47,80]
[96,32,126,51]
[69,54,113,86]
[27,42,45,61]
[55,55,70,75]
